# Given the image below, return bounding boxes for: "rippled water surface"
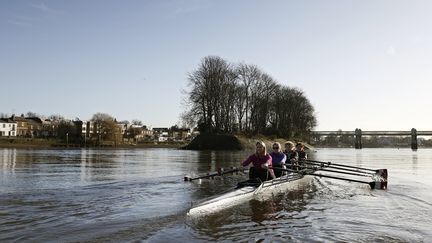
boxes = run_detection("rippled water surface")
[1,148,431,242]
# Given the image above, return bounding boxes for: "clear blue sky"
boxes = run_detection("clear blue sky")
[1,0,431,130]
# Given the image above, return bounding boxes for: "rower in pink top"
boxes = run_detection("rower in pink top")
[241,141,275,182]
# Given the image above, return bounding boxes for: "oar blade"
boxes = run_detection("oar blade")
[369,180,388,190]
[376,169,388,180]
[370,169,388,189]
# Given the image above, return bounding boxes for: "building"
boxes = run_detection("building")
[11,115,30,137]
[0,118,17,137]
[170,127,191,141]
[10,115,43,137]
[80,120,96,138]
[152,127,169,142]
[25,117,44,137]
[41,118,58,137]
[125,124,153,141]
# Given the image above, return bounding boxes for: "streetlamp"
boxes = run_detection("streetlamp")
[66,132,69,147]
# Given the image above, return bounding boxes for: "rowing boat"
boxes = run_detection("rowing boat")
[186,161,387,216]
[187,169,314,216]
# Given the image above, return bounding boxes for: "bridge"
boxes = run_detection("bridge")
[311,128,432,149]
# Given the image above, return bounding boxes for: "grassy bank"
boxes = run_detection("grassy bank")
[0,138,58,148]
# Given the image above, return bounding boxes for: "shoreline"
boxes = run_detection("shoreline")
[0,144,185,149]
[2,137,423,150]
[0,140,187,149]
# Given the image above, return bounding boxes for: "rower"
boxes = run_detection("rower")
[284,141,299,170]
[269,142,286,177]
[296,142,307,162]
[240,141,275,182]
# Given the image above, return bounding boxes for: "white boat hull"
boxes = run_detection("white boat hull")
[187,173,313,216]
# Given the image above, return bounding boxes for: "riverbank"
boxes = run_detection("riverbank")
[0,138,187,149]
[0,135,312,151]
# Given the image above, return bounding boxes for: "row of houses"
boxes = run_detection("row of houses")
[0,115,44,137]
[0,115,194,142]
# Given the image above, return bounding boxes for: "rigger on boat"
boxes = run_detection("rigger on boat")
[185,161,388,216]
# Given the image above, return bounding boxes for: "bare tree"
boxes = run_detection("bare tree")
[131,119,142,126]
[183,56,317,140]
[186,56,236,133]
[91,113,122,144]
[179,110,197,129]
[236,63,261,132]
[26,111,39,117]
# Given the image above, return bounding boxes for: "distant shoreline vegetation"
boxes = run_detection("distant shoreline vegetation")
[181,56,317,142]
[312,135,432,148]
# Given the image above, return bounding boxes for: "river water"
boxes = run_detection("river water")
[1,148,431,242]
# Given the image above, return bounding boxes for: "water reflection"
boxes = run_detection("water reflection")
[1,148,16,173]
[411,153,418,173]
[355,149,363,167]
[187,185,316,242]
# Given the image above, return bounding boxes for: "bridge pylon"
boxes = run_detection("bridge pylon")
[355,128,362,149]
[411,128,418,150]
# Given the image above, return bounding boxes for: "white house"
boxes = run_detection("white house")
[80,120,96,138]
[0,119,17,137]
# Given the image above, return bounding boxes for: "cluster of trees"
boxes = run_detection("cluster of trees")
[182,56,317,139]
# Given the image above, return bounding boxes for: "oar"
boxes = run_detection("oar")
[297,164,385,179]
[289,163,378,177]
[306,159,377,172]
[304,160,388,180]
[184,172,218,181]
[270,167,387,190]
[311,167,377,178]
[311,173,387,190]
[184,167,240,182]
